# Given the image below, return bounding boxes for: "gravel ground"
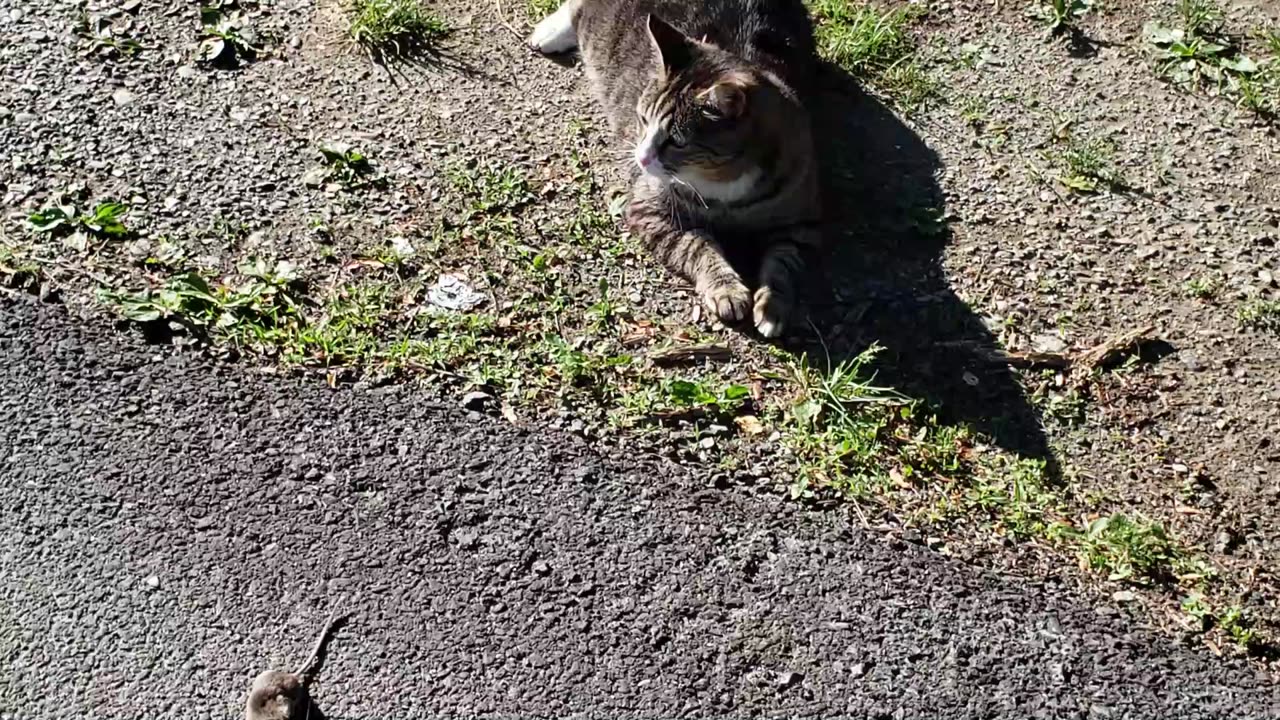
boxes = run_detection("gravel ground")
[3,294,1279,719]
[2,0,1280,682]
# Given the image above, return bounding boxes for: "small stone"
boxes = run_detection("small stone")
[1032,332,1068,353]
[112,89,136,106]
[850,662,871,678]
[1178,351,1204,372]
[14,112,38,124]
[461,391,492,411]
[302,167,328,188]
[1112,590,1136,603]
[699,436,716,450]
[145,575,160,588]
[532,560,551,576]
[452,528,479,549]
[176,66,197,79]
[776,671,802,687]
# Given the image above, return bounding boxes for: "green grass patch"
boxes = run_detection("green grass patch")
[346,0,450,62]
[1043,130,1126,194]
[1184,275,1218,299]
[526,0,559,21]
[808,0,938,112]
[1064,513,1205,585]
[780,348,969,500]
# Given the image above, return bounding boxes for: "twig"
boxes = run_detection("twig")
[649,343,733,367]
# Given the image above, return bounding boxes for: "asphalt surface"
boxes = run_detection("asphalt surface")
[1,296,1277,720]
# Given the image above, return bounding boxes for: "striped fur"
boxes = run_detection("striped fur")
[531,0,821,338]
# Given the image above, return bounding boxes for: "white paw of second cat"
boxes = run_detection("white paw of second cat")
[528,5,578,54]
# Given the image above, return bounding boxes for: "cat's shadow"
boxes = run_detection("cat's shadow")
[778,62,1055,470]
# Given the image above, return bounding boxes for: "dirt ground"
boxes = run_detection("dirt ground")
[1,0,1278,671]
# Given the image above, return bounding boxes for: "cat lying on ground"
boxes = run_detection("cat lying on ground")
[529,0,821,339]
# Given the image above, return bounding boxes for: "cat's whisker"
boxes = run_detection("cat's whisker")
[670,175,708,209]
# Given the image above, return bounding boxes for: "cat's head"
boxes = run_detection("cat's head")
[634,15,779,201]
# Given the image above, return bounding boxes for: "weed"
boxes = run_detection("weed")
[1178,0,1224,38]
[526,0,559,21]
[311,142,381,189]
[1218,605,1258,648]
[76,14,144,58]
[1184,275,1218,299]
[808,1,937,111]
[198,1,264,66]
[105,259,508,374]
[1045,134,1126,193]
[347,0,450,62]
[1030,0,1092,36]
[0,242,42,291]
[1068,513,1190,584]
[1182,594,1260,650]
[1145,0,1271,109]
[447,162,536,217]
[966,456,1057,539]
[1237,297,1280,332]
[782,348,924,498]
[28,197,130,251]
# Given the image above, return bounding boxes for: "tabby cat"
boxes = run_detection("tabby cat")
[529,0,821,338]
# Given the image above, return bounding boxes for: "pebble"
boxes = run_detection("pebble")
[112,89,136,107]
[145,575,160,589]
[1112,590,1136,603]
[461,391,492,411]
[14,112,37,124]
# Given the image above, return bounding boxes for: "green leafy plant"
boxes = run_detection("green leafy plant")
[1068,513,1192,584]
[1184,275,1218,299]
[665,378,751,413]
[198,1,264,66]
[27,198,130,250]
[1144,0,1266,101]
[347,0,451,62]
[1030,0,1091,36]
[1237,297,1280,332]
[76,14,144,58]
[311,142,380,188]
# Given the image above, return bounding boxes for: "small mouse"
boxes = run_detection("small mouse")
[244,612,346,720]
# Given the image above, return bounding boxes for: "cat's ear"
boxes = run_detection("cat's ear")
[647,14,692,72]
[700,82,747,119]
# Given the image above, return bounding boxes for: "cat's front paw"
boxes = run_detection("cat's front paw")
[702,282,752,325]
[753,285,792,339]
[528,7,578,54]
